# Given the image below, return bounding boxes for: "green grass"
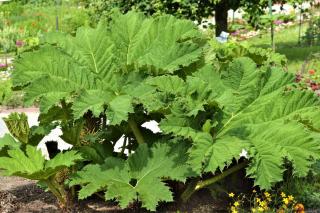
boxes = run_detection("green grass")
[247,24,320,73]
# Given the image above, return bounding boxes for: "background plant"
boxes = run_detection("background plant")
[303,16,320,46]
[87,0,306,36]
[0,79,13,106]
[0,0,90,54]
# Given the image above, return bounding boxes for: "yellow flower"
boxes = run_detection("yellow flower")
[259,200,267,208]
[253,189,257,193]
[288,195,294,201]
[257,207,264,212]
[229,192,235,198]
[281,192,286,198]
[256,198,261,203]
[283,198,290,205]
[251,208,257,212]
[264,192,270,198]
[231,206,238,213]
[234,201,240,207]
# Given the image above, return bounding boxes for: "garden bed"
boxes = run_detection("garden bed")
[0,176,226,213]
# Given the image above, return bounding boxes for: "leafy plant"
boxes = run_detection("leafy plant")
[0,113,82,207]
[0,79,13,105]
[303,16,320,46]
[210,40,287,69]
[5,11,205,210]
[1,11,320,212]
[0,137,82,206]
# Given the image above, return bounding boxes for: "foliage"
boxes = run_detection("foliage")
[14,11,204,114]
[163,57,320,191]
[303,16,320,46]
[0,140,82,180]
[296,70,320,96]
[210,40,287,69]
[0,111,82,207]
[280,176,320,209]
[0,25,28,53]
[0,134,83,206]
[0,79,13,105]
[1,12,320,211]
[0,72,25,108]
[295,53,320,96]
[243,12,296,30]
[87,0,218,25]
[86,0,301,36]
[0,1,90,54]
[70,142,192,211]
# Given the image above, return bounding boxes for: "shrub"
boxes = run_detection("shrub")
[303,16,320,46]
[1,12,320,211]
[0,79,13,106]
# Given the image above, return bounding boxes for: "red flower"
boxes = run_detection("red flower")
[309,69,316,75]
[312,85,319,91]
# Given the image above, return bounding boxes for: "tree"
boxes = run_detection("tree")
[88,0,306,36]
[211,0,303,36]
[86,0,265,36]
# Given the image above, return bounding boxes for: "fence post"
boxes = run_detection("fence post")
[269,0,275,50]
[298,4,303,45]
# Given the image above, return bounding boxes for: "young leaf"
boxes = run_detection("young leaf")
[4,113,30,144]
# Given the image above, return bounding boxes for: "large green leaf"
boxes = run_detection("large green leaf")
[110,12,203,74]
[13,46,97,113]
[70,143,192,211]
[195,58,320,188]
[0,143,83,180]
[0,134,20,151]
[13,12,204,121]
[106,95,134,125]
[157,57,320,189]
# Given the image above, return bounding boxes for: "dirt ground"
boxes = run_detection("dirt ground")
[0,176,227,213]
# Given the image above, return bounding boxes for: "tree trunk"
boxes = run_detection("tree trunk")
[215,0,229,37]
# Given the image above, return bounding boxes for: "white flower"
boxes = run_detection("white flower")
[239,149,249,159]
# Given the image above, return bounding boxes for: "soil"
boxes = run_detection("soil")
[0,176,227,213]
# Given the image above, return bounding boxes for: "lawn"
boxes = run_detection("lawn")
[248,23,320,73]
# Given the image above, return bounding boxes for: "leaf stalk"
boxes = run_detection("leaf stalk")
[181,162,247,202]
[128,119,145,144]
